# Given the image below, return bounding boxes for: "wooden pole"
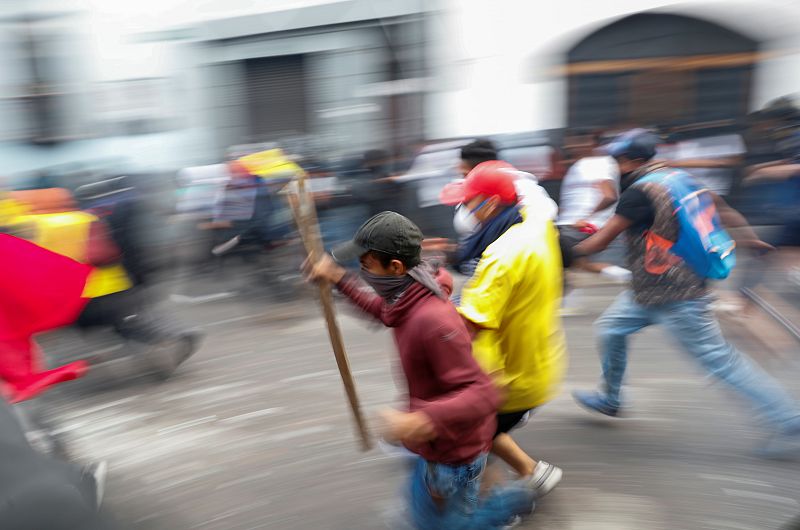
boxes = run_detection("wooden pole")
[287,174,372,451]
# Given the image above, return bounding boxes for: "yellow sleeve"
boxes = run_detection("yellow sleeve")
[457,255,515,378]
[457,255,513,330]
[470,333,505,381]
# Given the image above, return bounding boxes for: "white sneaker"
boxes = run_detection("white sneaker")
[82,460,108,511]
[212,235,241,256]
[789,267,800,290]
[600,265,632,283]
[377,438,417,461]
[559,306,586,317]
[560,289,586,317]
[528,461,562,497]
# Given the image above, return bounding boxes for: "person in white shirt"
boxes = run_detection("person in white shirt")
[558,131,630,282]
[558,155,619,228]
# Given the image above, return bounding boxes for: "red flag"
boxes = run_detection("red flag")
[0,234,92,402]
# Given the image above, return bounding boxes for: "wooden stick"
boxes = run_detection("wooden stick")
[287,175,372,451]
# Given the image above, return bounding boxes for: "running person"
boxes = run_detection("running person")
[557,130,629,280]
[442,161,566,493]
[571,129,800,456]
[305,212,537,529]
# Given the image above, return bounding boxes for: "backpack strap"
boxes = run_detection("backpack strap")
[631,168,683,258]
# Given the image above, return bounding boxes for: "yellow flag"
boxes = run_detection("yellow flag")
[238,148,306,179]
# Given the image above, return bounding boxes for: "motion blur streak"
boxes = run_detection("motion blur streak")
[0,0,798,528]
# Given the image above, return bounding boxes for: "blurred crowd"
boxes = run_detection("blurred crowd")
[0,87,799,527]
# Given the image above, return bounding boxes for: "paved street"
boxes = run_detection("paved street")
[32,271,800,530]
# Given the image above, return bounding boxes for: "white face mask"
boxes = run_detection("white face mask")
[453,199,488,237]
[453,206,478,236]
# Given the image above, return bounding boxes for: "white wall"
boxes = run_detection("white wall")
[34,0,800,145]
[3,0,797,171]
[426,0,800,139]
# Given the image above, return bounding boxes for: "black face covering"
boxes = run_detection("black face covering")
[619,161,666,192]
[359,268,414,301]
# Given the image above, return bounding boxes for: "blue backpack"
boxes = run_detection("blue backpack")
[637,169,736,280]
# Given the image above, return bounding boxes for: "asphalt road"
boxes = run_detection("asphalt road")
[31,270,800,530]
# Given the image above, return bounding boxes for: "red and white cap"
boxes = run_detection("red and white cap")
[439,160,519,206]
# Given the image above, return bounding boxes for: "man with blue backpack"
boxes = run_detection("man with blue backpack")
[569,128,800,457]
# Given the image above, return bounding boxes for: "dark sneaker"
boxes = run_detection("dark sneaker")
[177,332,202,365]
[758,425,800,460]
[572,390,621,417]
[81,460,108,511]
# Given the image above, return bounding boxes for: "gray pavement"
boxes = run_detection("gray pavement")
[31,274,800,530]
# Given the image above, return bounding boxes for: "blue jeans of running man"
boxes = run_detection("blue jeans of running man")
[597,291,800,431]
[408,454,535,530]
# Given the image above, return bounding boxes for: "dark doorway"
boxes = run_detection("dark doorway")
[565,13,758,129]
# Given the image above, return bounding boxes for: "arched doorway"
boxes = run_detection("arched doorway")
[566,13,759,130]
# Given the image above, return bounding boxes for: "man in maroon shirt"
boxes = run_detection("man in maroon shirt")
[304,211,536,529]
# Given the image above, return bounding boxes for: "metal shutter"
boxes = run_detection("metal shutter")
[244,55,308,141]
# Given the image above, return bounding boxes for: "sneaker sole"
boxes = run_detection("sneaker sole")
[533,465,563,497]
[92,460,108,511]
[212,235,241,256]
[572,393,621,418]
[576,402,620,417]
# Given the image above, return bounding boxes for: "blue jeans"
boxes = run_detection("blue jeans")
[597,291,800,431]
[408,454,534,530]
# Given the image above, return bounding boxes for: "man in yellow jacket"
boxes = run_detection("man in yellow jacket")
[442,160,567,497]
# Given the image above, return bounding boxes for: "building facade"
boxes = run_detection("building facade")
[0,0,797,175]
[186,0,428,160]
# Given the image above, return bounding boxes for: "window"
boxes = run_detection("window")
[499,146,556,180]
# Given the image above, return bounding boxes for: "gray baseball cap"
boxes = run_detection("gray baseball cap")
[332,211,422,265]
[604,128,659,161]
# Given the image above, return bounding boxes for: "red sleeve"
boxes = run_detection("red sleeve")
[415,316,500,436]
[0,235,91,341]
[335,273,384,321]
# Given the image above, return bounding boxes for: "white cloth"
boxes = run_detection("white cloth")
[557,156,619,228]
[437,169,558,222]
[512,174,558,223]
